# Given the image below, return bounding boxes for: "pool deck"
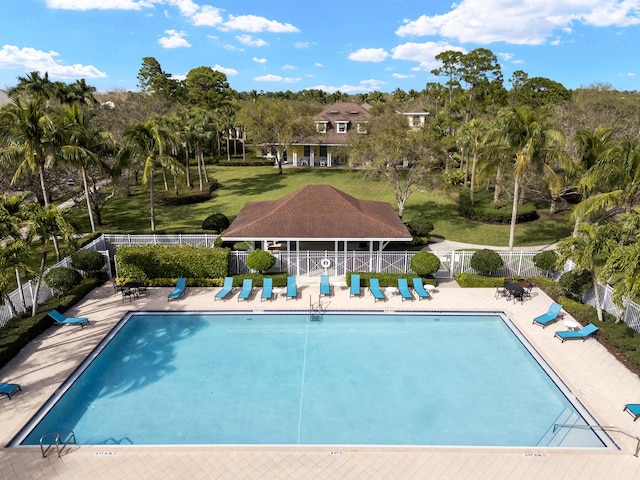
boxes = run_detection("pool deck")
[2,279,640,480]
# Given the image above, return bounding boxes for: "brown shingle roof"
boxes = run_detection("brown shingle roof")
[222,184,412,241]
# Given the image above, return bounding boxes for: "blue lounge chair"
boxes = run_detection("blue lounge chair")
[532,302,563,328]
[320,274,331,297]
[397,278,413,301]
[49,309,89,327]
[261,277,273,301]
[214,277,234,301]
[412,277,432,301]
[168,277,187,301]
[554,323,599,342]
[0,383,21,400]
[286,276,297,300]
[623,404,640,421]
[238,278,253,301]
[369,278,386,302]
[350,274,362,297]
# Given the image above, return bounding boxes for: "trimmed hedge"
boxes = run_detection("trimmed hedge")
[470,249,503,275]
[410,251,440,276]
[44,267,83,296]
[115,245,230,280]
[459,189,539,224]
[347,272,437,288]
[155,181,218,206]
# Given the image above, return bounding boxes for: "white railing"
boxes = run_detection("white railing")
[2,233,639,334]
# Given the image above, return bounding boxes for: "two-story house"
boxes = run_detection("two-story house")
[289,102,372,167]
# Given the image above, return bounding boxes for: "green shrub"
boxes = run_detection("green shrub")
[407,217,434,244]
[470,249,503,276]
[156,181,218,206]
[202,213,230,233]
[115,245,229,280]
[245,249,276,272]
[44,267,82,297]
[532,250,558,275]
[558,270,592,298]
[410,251,440,276]
[459,189,539,224]
[455,273,505,288]
[71,249,106,276]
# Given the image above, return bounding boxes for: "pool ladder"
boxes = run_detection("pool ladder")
[309,295,325,321]
[552,423,640,457]
[40,431,76,458]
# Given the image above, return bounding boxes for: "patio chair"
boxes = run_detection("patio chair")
[238,279,253,302]
[350,274,362,297]
[286,276,297,300]
[261,277,274,301]
[0,383,21,400]
[532,302,563,328]
[412,277,432,301]
[623,404,640,421]
[48,309,89,328]
[397,278,413,301]
[168,277,187,301]
[320,274,331,297]
[214,277,234,301]
[554,323,599,342]
[369,278,386,302]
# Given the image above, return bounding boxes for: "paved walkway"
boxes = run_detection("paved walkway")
[426,237,559,252]
[1,279,640,479]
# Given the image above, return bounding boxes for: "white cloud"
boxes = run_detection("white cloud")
[396,0,640,45]
[314,63,323,68]
[236,35,268,47]
[212,64,238,76]
[252,57,267,64]
[311,78,387,94]
[498,52,514,61]
[191,5,224,26]
[254,74,300,83]
[348,48,389,63]
[158,30,191,48]
[619,72,636,77]
[282,64,295,70]
[46,0,153,9]
[221,15,300,33]
[391,41,465,71]
[0,44,107,79]
[392,73,416,79]
[295,41,311,48]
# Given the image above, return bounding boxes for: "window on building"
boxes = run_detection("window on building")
[336,121,348,133]
[316,122,327,133]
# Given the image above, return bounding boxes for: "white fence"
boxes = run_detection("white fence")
[2,233,639,334]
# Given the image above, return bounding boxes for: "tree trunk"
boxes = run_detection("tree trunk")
[202,151,210,183]
[592,273,604,322]
[470,149,478,205]
[4,293,17,318]
[82,167,96,233]
[31,252,47,316]
[15,267,26,313]
[149,168,156,232]
[39,165,49,207]
[162,168,169,191]
[493,166,503,207]
[52,235,61,262]
[185,148,191,188]
[508,179,520,252]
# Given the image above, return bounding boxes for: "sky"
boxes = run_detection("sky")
[1,0,639,94]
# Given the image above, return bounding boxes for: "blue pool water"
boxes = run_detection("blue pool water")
[17,312,610,447]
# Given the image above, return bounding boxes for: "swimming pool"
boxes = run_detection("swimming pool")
[13,312,613,448]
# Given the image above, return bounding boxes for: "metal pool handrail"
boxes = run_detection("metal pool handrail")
[553,423,640,457]
[40,431,76,458]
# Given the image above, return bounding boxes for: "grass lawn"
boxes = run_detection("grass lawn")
[75,165,573,247]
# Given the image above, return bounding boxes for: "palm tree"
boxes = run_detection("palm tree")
[0,240,29,318]
[491,106,568,250]
[456,119,488,204]
[9,71,55,99]
[121,120,182,231]
[58,104,116,232]
[0,96,57,206]
[556,222,619,322]
[23,203,76,316]
[573,137,640,223]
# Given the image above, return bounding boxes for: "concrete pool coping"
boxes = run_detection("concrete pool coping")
[1,280,640,479]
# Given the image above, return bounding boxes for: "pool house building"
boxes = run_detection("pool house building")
[222,184,413,276]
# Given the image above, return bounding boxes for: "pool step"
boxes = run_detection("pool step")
[537,408,582,447]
